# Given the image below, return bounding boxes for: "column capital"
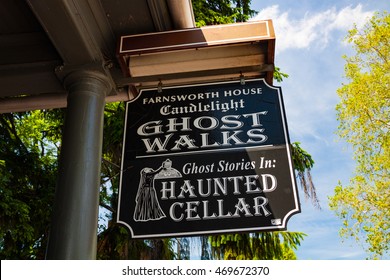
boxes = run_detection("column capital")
[64,68,113,97]
[55,62,114,96]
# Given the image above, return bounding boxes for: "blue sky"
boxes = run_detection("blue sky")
[249,0,390,259]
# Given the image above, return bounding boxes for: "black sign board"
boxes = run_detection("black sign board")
[117,79,300,238]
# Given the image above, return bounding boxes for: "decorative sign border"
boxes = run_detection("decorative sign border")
[117,79,300,238]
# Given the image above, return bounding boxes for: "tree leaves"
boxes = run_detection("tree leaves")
[329,12,390,259]
[0,111,60,259]
[291,142,320,209]
[192,0,256,26]
[208,232,306,260]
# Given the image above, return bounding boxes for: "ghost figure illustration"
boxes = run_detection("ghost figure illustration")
[133,164,166,222]
[133,159,183,222]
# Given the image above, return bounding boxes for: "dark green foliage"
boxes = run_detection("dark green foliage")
[192,0,256,26]
[291,142,320,209]
[0,111,61,259]
[209,232,306,260]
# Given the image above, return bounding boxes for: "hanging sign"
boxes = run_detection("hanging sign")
[117,79,300,238]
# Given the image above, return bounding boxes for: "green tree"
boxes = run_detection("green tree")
[292,142,319,209]
[329,12,390,259]
[0,111,61,259]
[193,0,256,26]
[209,232,305,260]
